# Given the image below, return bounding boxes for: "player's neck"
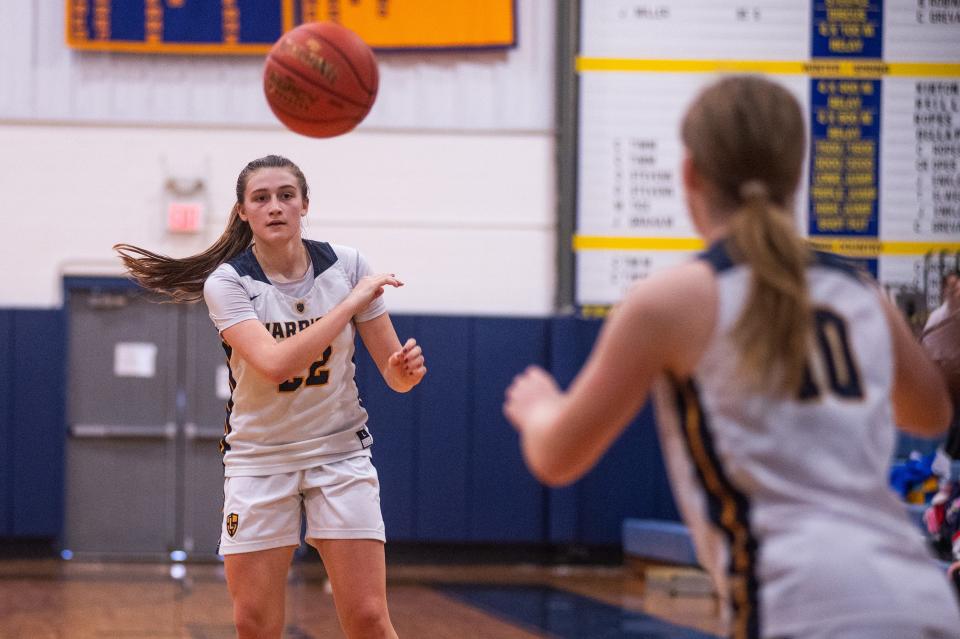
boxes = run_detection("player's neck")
[253,239,310,282]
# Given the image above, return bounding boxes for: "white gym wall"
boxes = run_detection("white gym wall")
[0,1,557,315]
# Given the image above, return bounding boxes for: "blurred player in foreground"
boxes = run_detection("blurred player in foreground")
[504,76,960,639]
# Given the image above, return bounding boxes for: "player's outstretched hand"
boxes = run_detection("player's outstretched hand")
[503,365,562,434]
[387,337,427,392]
[945,274,960,314]
[348,273,402,311]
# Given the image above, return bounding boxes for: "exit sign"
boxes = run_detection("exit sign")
[167,201,204,233]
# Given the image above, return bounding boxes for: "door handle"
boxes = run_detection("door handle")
[71,422,177,439]
[183,422,224,441]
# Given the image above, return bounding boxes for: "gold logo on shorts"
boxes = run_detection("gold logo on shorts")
[226,513,239,537]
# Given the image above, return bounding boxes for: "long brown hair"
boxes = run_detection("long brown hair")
[114,155,309,302]
[681,76,809,394]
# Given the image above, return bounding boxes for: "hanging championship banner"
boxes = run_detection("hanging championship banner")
[302,0,515,50]
[66,0,516,55]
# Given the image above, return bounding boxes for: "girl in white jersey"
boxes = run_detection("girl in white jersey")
[503,76,960,639]
[116,155,424,639]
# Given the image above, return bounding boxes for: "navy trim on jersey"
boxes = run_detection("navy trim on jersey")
[226,247,270,284]
[699,239,870,286]
[810,250,869,283]
[699,240,737,273]
[304,240,339,278]
[673,377,760,639]
[215,241,336,460]
[219,339,235,457]
[226,240,338,284]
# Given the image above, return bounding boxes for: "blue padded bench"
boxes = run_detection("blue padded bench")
[624,512,949,596]
[625,509,929,562]
[623,518,699,566]
[625,506,928,562]
[623,519,716,598]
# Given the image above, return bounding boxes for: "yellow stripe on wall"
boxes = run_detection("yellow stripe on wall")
[572,236,707,252]
[807,238,960,257]
[576,58,960,78]
[573,235,960,257]
[577,58,807,75]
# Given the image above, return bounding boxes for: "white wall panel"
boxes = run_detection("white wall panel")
[318,227,556,317]
[0,0,36,117]
[0,1,560,315]
[0,123,555,315]
[1,1,555,132]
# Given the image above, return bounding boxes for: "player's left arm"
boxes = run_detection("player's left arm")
[356,313,427,393]
[879,291,953,435]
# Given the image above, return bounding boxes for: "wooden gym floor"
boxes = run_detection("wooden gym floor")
[0,556,723,638]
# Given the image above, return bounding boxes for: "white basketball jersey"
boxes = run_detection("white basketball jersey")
[203,240,385,477]
[653,243,960,639]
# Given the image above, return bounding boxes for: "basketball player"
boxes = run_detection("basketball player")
[922,271,960,584]
[116,155,423,639]
[927,272,960,330]
[922,272,960,467]
[503,77,960,639]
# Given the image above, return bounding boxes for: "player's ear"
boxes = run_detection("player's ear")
[236,205,249,222]
[301,201,309,217]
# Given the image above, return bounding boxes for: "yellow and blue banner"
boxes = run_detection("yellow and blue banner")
[66,0,516,55]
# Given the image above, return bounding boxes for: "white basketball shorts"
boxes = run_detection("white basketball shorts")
[218,455,385,555]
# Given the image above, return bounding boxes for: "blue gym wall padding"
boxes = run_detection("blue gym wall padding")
[0,311,13,535]
[2,303,682,546]
[5,310,66,537]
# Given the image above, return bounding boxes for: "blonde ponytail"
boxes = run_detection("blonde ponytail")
[727,189,811,394]
[681,76,809,395]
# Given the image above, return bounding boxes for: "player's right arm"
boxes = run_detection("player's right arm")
[879,292,952,436]
[209,271,402,384]
[504,261,716,486]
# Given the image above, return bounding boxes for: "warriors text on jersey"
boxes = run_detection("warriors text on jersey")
[203,240,385,477]
[653,241,960,639]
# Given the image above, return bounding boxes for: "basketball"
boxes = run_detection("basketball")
[263,22,379,138]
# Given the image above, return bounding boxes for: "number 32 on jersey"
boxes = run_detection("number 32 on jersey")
[279,346,333,392]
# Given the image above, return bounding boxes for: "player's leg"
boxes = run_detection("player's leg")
[224,546,297,638]
[302,456,393,638]
[219,472,303,638]
[313,538,397,639]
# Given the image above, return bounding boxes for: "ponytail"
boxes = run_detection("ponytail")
[681,76,809,395]
[727,184,811,394]
[114,204,251,302]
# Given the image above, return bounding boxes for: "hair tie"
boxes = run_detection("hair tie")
[739,180,769,202]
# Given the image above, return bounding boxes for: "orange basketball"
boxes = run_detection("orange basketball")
[263,22,379,138]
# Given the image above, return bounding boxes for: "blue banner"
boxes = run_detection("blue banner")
[811,0,883,59]
[808,77,882,237]
[66,1,515,54]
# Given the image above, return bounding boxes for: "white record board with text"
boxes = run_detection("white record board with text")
[574,1,960,311]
